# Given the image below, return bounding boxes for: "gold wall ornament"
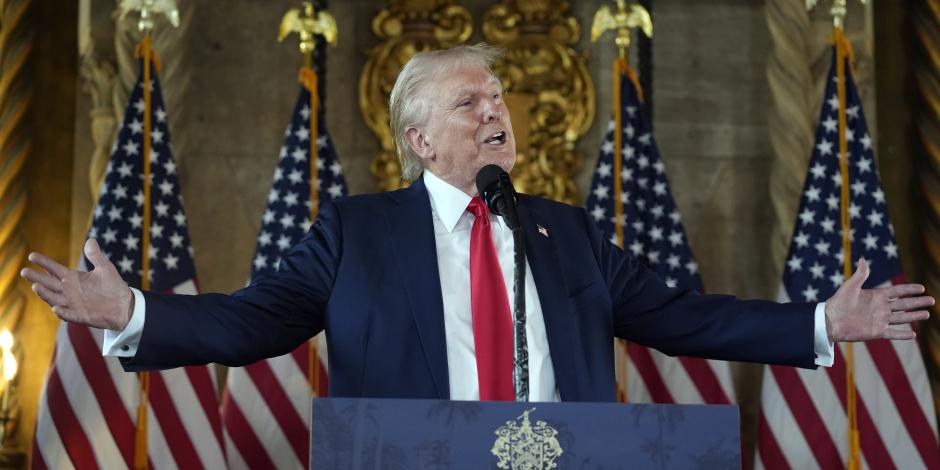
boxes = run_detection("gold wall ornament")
[361,0,472,191]
[491,408,563,470]
[482,0,595,204]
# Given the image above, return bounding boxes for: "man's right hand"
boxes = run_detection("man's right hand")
[21,238,134,331]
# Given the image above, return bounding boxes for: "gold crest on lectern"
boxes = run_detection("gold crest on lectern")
[491,408,563,470]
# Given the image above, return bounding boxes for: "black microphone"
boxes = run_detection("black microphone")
[475,164,521,230]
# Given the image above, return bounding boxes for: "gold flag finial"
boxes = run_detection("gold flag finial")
[278,1,338,62]
[591,0,652,59]
[806,0,867,29]
[118,0,180,34]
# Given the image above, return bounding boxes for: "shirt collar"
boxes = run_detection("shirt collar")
[424,170,473,233]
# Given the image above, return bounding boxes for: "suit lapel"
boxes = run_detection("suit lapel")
[517,200,579,401]
[384,177,450,398]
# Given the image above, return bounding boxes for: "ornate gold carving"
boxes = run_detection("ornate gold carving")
[483,0,594,204]
[491,408,563,470]
[361,1,472,191]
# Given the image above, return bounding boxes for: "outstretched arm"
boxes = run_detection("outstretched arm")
[21,201,343,369]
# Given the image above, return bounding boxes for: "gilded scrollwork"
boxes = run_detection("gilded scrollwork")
[361,1,473,191]
[483,0,594,204]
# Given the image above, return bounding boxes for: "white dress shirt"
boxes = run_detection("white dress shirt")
[423,170,559,401]
[104,171,835,398]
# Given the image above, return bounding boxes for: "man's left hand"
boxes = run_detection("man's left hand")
[825,258,933,342]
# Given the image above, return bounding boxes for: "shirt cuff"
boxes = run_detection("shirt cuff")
[102,287,146,357]
[813,302,835,367]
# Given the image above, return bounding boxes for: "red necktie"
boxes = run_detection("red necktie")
[467,197,514,401]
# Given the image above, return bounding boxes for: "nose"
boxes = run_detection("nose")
[482,98,500,123]
[483,106,500,123]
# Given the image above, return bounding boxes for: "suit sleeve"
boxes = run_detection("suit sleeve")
[582,209,819,369]
[121,202,343,371]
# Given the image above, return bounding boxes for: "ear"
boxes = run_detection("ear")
[405,127,435,162]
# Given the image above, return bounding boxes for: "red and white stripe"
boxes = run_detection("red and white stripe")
[221,333,328,470]
[756,282,939,470]
[615,341,735,405]
[32,280,227,470]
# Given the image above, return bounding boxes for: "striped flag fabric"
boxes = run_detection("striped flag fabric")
[585,68,735,405]
[32,60,226,469]
[220,80,346,470]
[755,47,939,469]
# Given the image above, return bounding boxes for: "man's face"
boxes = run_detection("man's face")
[413,65,516,194]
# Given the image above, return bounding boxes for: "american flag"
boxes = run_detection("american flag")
[221,82,346,470]
[585,68,735,405]
[755,48,939,469]
[32,61,227,469]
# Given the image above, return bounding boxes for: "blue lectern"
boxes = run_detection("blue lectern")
[311,397,739,469]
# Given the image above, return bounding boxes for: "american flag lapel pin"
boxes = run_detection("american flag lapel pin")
[537,224,549,237]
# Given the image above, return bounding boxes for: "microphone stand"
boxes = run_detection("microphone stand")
[477,164,529,402]
[511,226,528,402]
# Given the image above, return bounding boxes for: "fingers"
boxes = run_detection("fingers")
[883,328,917,341]
[844,258,871,291]
[889,295,935,312]
[27,252,70,279]
[20,267,63,293]
[889,310,930,325]
[84,238,105,265]
[32,283,67,307]
[883,283,927,299]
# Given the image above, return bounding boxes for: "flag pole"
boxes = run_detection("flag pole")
[592,0,653,404]
[834,25,860,470]
[809,0,863,467]
[133,31,154,470]
[110,2,180,468]
[278,0,338,398]
[300,59,321,397]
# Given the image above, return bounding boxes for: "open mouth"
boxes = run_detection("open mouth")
[484,131,506,145]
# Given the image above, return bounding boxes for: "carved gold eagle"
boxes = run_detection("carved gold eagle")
[591,0,652,44]
[278,2,338,47]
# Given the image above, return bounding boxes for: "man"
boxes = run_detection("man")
[22,44,932,402]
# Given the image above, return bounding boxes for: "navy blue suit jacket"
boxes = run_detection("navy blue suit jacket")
[124,176,818,401]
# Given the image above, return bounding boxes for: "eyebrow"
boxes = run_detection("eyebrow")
[452,81,504,100]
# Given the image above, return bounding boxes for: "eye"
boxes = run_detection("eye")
[492,92,502,100]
